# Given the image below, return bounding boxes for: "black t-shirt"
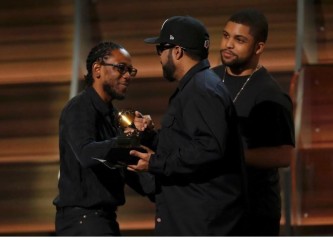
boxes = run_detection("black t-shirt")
[212,65,295,218]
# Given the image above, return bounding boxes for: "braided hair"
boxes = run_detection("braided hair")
[84,41,124,86]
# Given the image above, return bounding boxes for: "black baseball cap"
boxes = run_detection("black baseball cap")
[144,16,210,52]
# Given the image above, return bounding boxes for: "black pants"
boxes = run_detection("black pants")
[55,206,120,236]
[237,214,281,236]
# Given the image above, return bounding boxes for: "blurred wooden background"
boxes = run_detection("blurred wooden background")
[0,0,332,235]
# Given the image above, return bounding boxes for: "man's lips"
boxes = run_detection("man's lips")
[222,50,235,59]
[120,82,129,87]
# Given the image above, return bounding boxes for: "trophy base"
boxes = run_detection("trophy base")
[106,146,147,165]
[114,136,141,148]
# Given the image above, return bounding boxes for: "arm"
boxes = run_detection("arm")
[62,102,118,168]
[129,82,230,176]
[245,145,294,169]
[245,98,295,169]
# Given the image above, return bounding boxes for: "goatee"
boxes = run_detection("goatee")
[103,85,125,100]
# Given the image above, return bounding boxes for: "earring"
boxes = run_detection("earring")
[96,75,100,79]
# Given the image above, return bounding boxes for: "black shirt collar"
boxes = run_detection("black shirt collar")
[86,86,114,117]
[178,59,210,91]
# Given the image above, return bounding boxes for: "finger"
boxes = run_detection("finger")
[130,150,146,159]
[135,111,143,118]
[128,162,146,172]
[143,115,151,125]
[143,115,155,129]
[127,165,137,172]
[133,119,144,131]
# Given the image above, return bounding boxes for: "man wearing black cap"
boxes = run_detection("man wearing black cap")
[128,16,247,236]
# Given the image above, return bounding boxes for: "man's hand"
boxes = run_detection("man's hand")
[133,111,155,132]
[128,145,155,172]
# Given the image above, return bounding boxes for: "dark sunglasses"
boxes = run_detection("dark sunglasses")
[101,62,138,77]
[155,44,176,56]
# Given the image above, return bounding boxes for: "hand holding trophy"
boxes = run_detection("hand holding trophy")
[105,109,147,166]
[116,109,141,147]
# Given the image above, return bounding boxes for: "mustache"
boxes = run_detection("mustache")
[220,49,236,56]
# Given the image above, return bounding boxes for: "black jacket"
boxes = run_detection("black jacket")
[54,86,152,209]
[147,60,247,236]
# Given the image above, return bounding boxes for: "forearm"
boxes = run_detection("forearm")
[245,145,294,169]
[70,139,118,168]
[148,140,223,176]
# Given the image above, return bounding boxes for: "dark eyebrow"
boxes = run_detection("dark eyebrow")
[235,34,249,41]
[223,29,250,41]
[117,62,133,67]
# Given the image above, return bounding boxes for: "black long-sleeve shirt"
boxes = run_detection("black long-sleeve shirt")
[53,86,152,209]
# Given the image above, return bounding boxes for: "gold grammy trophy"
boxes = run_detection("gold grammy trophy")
[116,110,141,147]
[106,110,146,165]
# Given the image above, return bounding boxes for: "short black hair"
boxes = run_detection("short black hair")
[228,8,268,43]
[84,41,124,86]
[185,48,208,61]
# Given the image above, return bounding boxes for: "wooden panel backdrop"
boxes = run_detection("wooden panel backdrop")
[0,0,332,235]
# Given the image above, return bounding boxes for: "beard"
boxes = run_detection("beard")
[103,84,125,100]
[220,46,256,69]
[162,50,176,82]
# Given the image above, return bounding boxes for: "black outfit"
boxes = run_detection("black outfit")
[212,65,295,236]
[145,60,247,236]
[53,86,152,236]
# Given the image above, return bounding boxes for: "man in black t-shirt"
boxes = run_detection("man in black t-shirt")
[212,9,295,236]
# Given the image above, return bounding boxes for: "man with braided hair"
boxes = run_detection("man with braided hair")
[53,41,154,236]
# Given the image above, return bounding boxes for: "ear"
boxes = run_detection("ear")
[93,62,102,79]
[174,46,184,60]
[255,42,265,55]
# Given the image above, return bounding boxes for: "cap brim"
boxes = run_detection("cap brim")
[144,37,160,44]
